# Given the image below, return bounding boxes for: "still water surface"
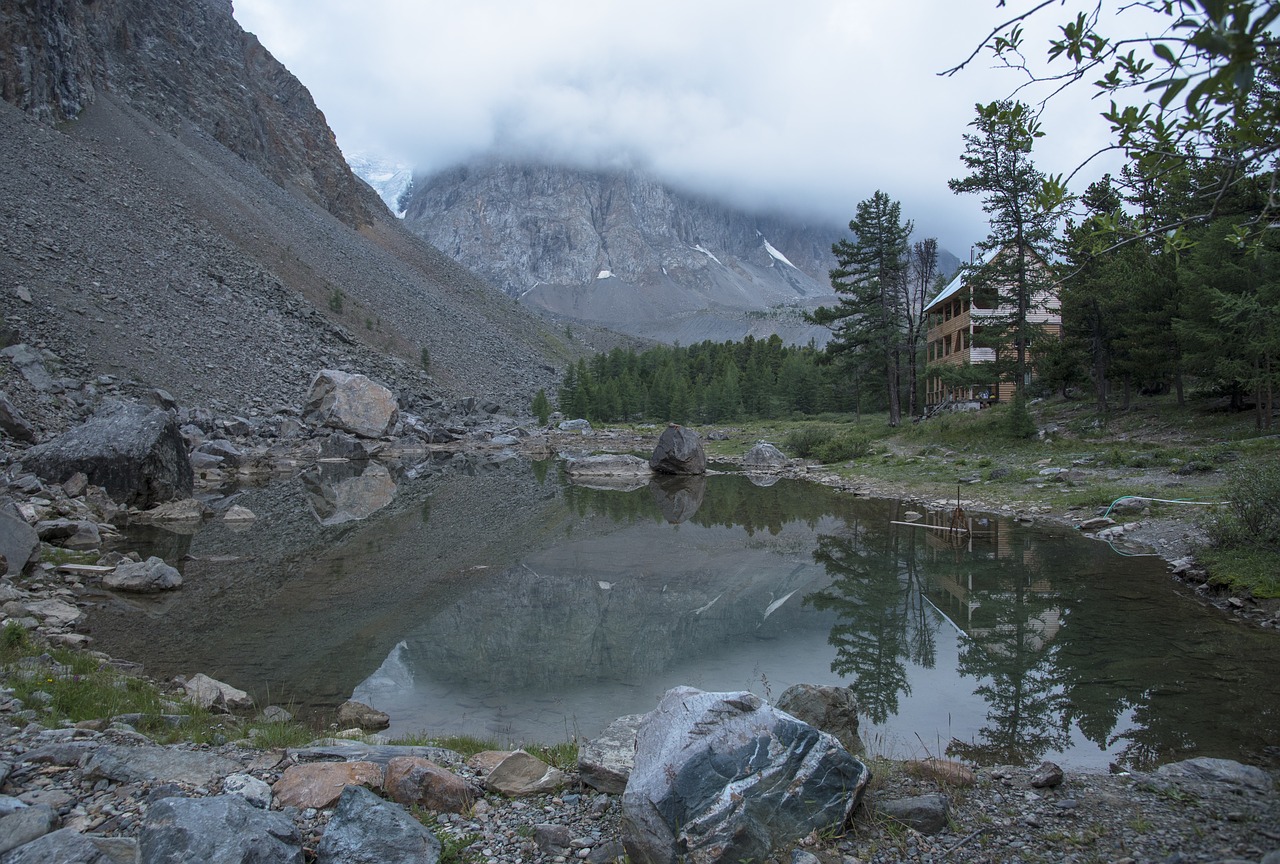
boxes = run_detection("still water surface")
[97,456,1279,770]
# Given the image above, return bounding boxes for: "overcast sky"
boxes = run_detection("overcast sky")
[231,0,1146,256]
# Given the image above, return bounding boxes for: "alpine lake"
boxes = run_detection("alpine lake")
[90,452,1280,771]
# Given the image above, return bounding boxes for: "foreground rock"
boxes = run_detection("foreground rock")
[303,370,399,439]
[622,687,869,864]
[649,425,707,475]
[20,403,192,508]
[140,795,304,863]
[317,785,441,864]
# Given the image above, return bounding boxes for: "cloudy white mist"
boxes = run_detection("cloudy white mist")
[232,0,1136,253]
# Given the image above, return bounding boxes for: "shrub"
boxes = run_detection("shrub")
[531,389,551,425]
[815,431,871,463]
[1205,461,1280,552]
[784,424,838,459]
[327,288,344,313]
[420,346,431,372]
[784,425,869,463]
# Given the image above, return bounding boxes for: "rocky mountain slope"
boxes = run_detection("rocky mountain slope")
[401,162,846,345]
[0,0,570,442]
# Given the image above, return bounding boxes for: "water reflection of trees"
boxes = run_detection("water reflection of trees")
[804,508,936,725]
[566,471,1280,769]
[925,528,1072,765]
[806,512,1074,764]
[563,475,841,536]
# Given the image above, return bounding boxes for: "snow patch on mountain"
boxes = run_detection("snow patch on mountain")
[692,244,723,266]
[763,238,797,269]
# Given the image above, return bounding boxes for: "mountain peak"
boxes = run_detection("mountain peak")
[400,159,843,345]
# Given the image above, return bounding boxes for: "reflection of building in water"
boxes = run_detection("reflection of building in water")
[918,512,1062,654]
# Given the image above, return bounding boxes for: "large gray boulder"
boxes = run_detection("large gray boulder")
[774,683,864,755]
[622,687,869,864]
[649,425,707,475]
[21,403,192,508]
[316,785,440,864]
[0,828,113,863]
[565,454,652,477]
[0,512,39,577]
[138,795,303,864]
[303,370,399,439]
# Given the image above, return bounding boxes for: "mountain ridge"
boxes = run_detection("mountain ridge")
[400,160,845,345]
[0,0,571,438]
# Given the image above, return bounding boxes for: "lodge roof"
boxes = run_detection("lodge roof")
[923,268,967,314]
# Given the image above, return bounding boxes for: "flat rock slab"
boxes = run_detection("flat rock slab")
[485,751,567,796]
[272,762,384,810]
[565,455,652,476]
[1154,757,1273,792]
[139,794,303,864]
[316,785,441,864]
[82,745,240,787]
[0,804,56,856]
[289,743,462,767]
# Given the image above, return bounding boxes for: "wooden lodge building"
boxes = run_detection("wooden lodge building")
[923,247,1061,408]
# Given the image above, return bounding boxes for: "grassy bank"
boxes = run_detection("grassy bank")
[0,621,583,762]
[686,394,1280,599]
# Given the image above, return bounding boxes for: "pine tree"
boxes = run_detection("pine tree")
[809,191,913,426]
[949,101,1070,406]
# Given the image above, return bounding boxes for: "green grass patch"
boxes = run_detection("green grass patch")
[36,546,102,567]
[1196,547,1280,599]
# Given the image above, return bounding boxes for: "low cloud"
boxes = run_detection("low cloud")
[234,0,1134,254]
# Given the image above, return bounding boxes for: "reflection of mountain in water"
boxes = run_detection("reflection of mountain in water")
[96,462,1279,767]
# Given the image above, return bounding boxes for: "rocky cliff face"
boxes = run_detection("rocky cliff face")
[0,0,381,228]
[401,162,843,345]
[0,0,570,434]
